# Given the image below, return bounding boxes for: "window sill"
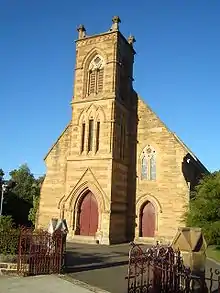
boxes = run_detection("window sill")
[139,179,157,182]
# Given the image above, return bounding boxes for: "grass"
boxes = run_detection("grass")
[206,245,220,262]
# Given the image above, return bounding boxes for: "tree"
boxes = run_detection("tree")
[9,164,36,203]
[184,171,220,245]
[0,168,4,178]
[3,164,44,227]
[0,168,4,190]
[28,195,40,225]
[28,175,45,225]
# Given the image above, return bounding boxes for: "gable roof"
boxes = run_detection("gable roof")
[44,122,71,161]
[172,132,209,173]
[138,96,209,174]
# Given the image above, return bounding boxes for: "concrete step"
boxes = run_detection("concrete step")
[67,235,98,245]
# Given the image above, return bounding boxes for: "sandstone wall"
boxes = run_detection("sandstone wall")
[36,124,71,229]
[135,98,189,243]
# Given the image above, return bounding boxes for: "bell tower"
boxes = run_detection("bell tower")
[65,17,137,244]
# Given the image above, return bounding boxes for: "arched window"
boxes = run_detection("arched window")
[141,145,156,180]
[95,120,100,152]
[80,122,86,153]
[150,155,156,180]
[79,105,104,154]
[88,119,94,152]
[141,156,148,179]
[87,55,104,95]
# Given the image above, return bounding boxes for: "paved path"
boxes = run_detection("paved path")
[65,242,145,293]
[65,243,220,293]
[0,275,109,293]
[1,243,220,293]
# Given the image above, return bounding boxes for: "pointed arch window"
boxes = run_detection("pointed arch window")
[87,55,104,95]
[95,120,100,152]
[150,155,156,180]
[141,145,156,181]
[81,122,86,153]
[141,156,148,179]
[88,119,94,152]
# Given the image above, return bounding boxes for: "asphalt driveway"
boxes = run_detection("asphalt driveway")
[65,242,220,293]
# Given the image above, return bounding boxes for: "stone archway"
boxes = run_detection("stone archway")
[76,191,98,236]
[139,201,156,237]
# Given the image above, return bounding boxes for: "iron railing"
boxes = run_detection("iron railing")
[17,228,66,276]
[126,242,220,293]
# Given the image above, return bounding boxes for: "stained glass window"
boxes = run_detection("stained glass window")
[150,153,156,180]
[141,146,156,181]
[141,156,148,179]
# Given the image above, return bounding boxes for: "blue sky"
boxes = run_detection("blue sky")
[1,1,220,178]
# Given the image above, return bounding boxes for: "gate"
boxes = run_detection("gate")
[17,228,65,276]
[126,242,220,293]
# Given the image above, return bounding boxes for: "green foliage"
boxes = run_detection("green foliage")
[2,164,45,227]
[0,215,15,230]
[28,175,44,225]
[0,168,4,178]
[0,216,20,255]
[184,171,220,245]
[206,245,220,262]
[9,164,36,203]
[28,195,40,225]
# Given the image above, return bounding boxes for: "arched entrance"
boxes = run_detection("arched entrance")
[140,201,156,237]
[78,191,98,236]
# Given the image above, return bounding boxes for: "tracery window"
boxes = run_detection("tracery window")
[141,145,156,180]
[141,156,148,179]
[87,55,104,95]
[80,118,101,154]
[79,104,104,154]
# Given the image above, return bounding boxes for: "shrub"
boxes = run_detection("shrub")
[184,171,220,246]
[0,216,20,255]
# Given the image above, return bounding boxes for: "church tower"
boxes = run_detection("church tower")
[37,17,137,244]
[65,17,137,244]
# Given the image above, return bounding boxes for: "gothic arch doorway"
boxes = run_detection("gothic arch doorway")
[140,201,156,237]
[77,191,98,236]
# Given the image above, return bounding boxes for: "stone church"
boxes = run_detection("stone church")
[37,17,208,245]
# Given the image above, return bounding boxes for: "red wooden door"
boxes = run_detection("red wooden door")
[141,202,155,237]
[79,192,98,236]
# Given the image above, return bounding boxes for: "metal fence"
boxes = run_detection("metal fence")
[17,228,66,276]
[126,242,220,293]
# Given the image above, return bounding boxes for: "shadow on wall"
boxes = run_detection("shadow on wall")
[182,153,209,195]
[125,91,138,242]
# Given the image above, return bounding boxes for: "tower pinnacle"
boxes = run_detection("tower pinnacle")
[77,24,86,39]
[110,16,121,31]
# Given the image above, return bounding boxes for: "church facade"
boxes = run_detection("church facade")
[37,17,208,245]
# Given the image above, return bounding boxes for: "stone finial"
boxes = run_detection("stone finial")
[128,35,136,46]
[77,24,86,39]
[110,16,121,31]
